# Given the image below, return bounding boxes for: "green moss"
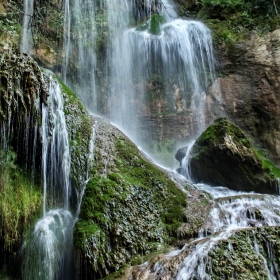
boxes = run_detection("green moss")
[193,118,251,150]
[101,265,129,280]
[255,149,280,178]
[207,227,280,279]
[53,75,86,113]
[114,138,187,239]
[149,14,166,35]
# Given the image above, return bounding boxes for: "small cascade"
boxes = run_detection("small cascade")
[41,80,71,212]
[23,78,73,280]
[146,184,280,279]
[180,141,195,180]
[21,0,34,54]
[23,210,73,280]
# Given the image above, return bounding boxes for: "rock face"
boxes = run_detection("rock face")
[188,117,278,194]
[73,117,188,279]
[212,29,280,166]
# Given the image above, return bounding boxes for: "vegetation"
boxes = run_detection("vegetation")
[207,227,280,279]
[189,118,278,194]
[149,14,166,35]
[255,149,280,178]
[0,149,42,249]
[176,0,280,44]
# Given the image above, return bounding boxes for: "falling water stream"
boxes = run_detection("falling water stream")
[23,79,73,280]
[21,0,33,54]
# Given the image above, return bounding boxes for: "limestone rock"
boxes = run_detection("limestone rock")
[74,117,188,278]
[188,117,278,194]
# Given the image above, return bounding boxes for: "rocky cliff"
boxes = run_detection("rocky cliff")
[213,29,280,166]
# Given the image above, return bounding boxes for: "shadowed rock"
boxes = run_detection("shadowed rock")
[175,146,189,166]
[188,117,278,194]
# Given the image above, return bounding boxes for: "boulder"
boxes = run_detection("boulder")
[175,145,189,165]
[188,117,279,194]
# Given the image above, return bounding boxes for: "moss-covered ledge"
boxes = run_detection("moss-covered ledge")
[73,117,188,278]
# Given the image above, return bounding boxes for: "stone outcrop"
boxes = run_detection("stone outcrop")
[73,116,189,279]
[210,29,280,166]
[188,117,278,194]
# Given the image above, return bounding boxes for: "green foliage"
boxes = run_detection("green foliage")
[0,13,21,47]
[201,0,245,9]
[198,0,280,44]
[0,149,42,248]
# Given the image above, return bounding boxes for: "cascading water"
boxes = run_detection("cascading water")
[176,184,280,279]
[21,0,34,54]
[63,0,221,166]
[23,79,73,280]
[62,0,97,108]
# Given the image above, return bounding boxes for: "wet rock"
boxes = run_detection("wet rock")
[212,29,280,166]
[188,117,278,194]
[175,145,188,165]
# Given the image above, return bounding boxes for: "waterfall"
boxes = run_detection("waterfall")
[21,0,34,54]
[23,78,73,280]
[22,76,96,279]
[62,0,220,166]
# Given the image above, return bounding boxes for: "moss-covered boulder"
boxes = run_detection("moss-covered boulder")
[73,117,189,278]
[188,117,278,194]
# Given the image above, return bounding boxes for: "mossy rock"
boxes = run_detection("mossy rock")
[189,117,279,194]
[207,226,280,279]
[74,117,188,278]
[149,14,166,35]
